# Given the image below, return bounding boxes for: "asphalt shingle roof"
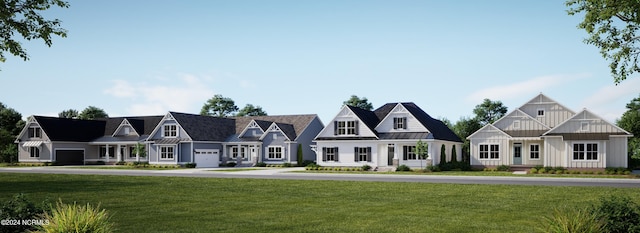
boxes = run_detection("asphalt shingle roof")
[169,112,236,141]
[33,116,106,142]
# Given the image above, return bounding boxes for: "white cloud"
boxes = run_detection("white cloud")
[466,73,590,103]
[580,78,640,122]
[104,74,215,115]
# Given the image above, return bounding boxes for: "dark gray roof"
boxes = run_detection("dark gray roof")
[543,133,627,140]
[92,135,149,143]
[400,103,463,143]
[170,112,236,141]
[101,116,163,136]
[346,105,380,132]
[232,115,318,141]
[33,116,106,142]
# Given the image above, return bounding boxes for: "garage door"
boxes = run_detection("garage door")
[55,150,84,165]
[194,149,219,168]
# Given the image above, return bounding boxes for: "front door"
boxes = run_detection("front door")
[387,145,394,166]
[513,143,522,165]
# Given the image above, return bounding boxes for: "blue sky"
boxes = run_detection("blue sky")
[2,0,639,124]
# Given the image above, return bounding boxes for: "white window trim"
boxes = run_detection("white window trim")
[529,143,540,160]
[267,146,283,160]
[580,122,589,132]
[513,120,520,129]
[571,141,600,162]
[28,127,42,138]
[479,144,500,160]
[336,120,358,136]
[394,117,406,130]
[323,147,338,162]
[29,147,40,158]
[159,146,175,160]
[163,124,178,138]
[536,109,545,117]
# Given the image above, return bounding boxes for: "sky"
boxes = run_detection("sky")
[1,0,639,125]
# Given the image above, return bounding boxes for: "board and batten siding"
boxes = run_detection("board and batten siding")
[469,126,510,166]
[566,140,606,168]
[547,110,628,134]
[521,140,544,166]
[493,110,549,131]
[316,141,379,167]
[607,136,628,167]
[543,136,565,167]
[18,142,52,162]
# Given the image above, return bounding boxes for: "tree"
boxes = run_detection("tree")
[131,143,146,162]
[452,117,483,162]
[0,0,69,67]
[343,95,373,110]
[78,106,108,120]
[617,95,640,162]
[440,144,447,165]
[296,144,303,166]
[451,145,457,163]
[236,104,267,117]
[473,99,507,125]
[0,102,24,163]
[200,94,238,117]
[58,109,78,118]
[415,139,429,169]
[567,0,640,84]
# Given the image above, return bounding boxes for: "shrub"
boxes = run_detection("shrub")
[426,165,440,172]
[296,144,303,167]
[300,160,314,167]
[256,162,267,167]
[533,165,544,170]
[0,194,50,233]
[396,165,411,172]
[283,163,293,167]
[542,207,605,233]
[37,200,115,233]
[590,195,640,233]
[226,162,237,167]
[538,168,547,174]
[115,161,126,165]
[185,163,197,168]
[496,165,510,171]
[361,165,372,171]
[554,167,566,172]
[529,168,538,174]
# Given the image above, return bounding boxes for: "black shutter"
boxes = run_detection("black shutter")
[393,118,398,129]
[322,147,327,162]
[403,146,407,160]
[333,121,338,135]
[354,147,359,162]
[354,121,359,135]
[403,117,408,129]
[335,147,339,161]
[367,147,372,162]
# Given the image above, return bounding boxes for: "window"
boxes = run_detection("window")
[354,147,371,162]
[268,146,283,159]
[334,121,358,135]
[231,147,239,159]
[393,117,407,130]
[580,122,589,131]
[163,125,177,137]
[99,146,115,158]
[160,146,174,160]
[129,146,136,158]
[322,147,339,162]
[530,144,540,159]
[573,143,598,160]
[403,146,417,160]
[513,120,521,129]
[124,127,130,135]
[29,147,40,158]
[479,144,499,159]
[28,127,41,138]
[537,109,544,116]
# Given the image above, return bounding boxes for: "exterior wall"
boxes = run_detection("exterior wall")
[469,126,511,166]
[316,141,380,167]
[295,117,324,162]
[241,128,264,138]
[520,102,573,128]
[607,136,628,168]
[18,142,53,162]
[315,108,377,139]
[375,109,429,132]
[548,111,627,134]
[521,140,544,166]
[493,111,548,131]
[148,144,178,164]
[262,131,288,162]
[179,143,193,163]
[543,137,565,167]
[149,119,189,140]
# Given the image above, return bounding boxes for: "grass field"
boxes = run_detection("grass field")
[1,173,639,233]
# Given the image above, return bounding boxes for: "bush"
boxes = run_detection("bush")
[533,165,544,170]
[496,165,510,171]
[185,163,197,168]
[37,200,115,233]
[590,195,640,233]
[529,168,538,174]
[115,161,126,165]
[256,162,267,167]
[396,164,411,172]
[426,165,440,172]
[0,194,50,233]
[226,162,237,167]
[283,163,293,167]
[542,207,605,233]
[361,165,372,171]
[299,160,314,167]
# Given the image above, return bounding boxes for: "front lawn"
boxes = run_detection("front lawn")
[1,173,639,232]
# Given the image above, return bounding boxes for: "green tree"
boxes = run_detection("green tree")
[451,145,457,163]
[236,104,267,117]
[452,116,483,162]
[58,109,78,118]
[0,0,69,66]
[415,139,429,169]
[131,143,146,162]
[296,144,303,166]
[567,0,640,84]
[0,102,24,163]
[617,95,640,163]
[200,94,238,117]
[473,99,507,125]
[440,144,447,165]
[78,106,108,120]
[343,95,373,110]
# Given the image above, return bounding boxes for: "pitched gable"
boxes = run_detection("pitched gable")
[315,105,378,139]
[401,103,462,142]
[237,119,270,138]
[467,124,512,140]
[375,103,429,132]
[169,112,235,141]
[544,109,632,138]
[493,109,550,137]
[23,116,106,142]
[518,93,575,128]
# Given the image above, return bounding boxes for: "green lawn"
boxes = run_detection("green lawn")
[1,173,639,233]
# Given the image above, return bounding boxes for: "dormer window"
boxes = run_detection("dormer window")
[393,117,407,130]
[163,124,177,137]
[334,121,358,135]
[28,127,41,138]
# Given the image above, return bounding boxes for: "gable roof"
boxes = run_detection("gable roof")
[543,109,632,136]
[346,105,380,133]
[105,116,163,136]
[169,112,236,141]
[29,116,107,142]
[467,124,512,139]
[400,103,463,142]
[232,114,318,141]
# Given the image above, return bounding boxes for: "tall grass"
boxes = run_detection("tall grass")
[35,201,115,233]
[541,207,605,233]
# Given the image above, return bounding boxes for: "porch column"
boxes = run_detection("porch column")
[221,145,227,164]
[105,144,110,163]
[392,144,399,167]
[116,145,122,162]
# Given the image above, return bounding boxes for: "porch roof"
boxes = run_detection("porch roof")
[502,130,547,137]
[153,138,184,145]
[91,135,149,144]
[378,132,432,140]
[543,133,627,140]
[225,134,261,143]
[22,141,43,147]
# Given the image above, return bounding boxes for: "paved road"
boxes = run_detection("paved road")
[1,167,640,188]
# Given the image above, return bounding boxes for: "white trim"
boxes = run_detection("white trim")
[536,108,545,117]
[238,120,266,138]
[19,159,53,162]
[580,122,589,131]
[513,120,520,129]
[478,143,501,160]
[528,143,541,160]
[266,146,284,160]
[570,141,601,162]
[111,119,140,137]
[162,124,178,138]
[159,145,176,160]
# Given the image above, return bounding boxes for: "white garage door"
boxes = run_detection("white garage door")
[194,149,219,168]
